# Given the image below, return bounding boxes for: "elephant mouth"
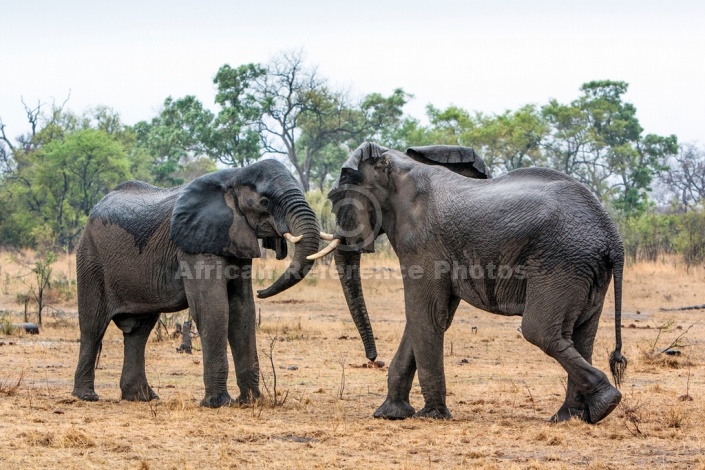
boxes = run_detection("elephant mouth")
[256,222,279,238]
[307,225,377,260]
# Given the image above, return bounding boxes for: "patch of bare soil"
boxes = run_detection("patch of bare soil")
[1,257,705,468]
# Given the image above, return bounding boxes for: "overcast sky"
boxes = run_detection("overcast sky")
[2,0,704,143]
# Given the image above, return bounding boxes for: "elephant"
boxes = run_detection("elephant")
[72,159,321,407]
[310,142,627,424]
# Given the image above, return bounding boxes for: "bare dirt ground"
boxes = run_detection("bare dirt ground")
[1,252,705,469]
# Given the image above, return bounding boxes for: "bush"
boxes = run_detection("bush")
[620,207,705,267]
[0,311,15,335]
[621,212,678,262]
[675,209,705,269]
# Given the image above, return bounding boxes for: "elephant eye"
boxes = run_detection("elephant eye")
[260,197,270,208]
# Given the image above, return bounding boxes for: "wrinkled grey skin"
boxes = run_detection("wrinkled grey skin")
[72,159,320,407]
[330,142,626,424]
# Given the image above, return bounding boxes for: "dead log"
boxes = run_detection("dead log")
[660,304,705,312]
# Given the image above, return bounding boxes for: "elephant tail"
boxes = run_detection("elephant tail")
[608,253,628,387]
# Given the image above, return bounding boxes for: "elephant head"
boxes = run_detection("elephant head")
[170,159,320,298]
[310,142,491,361]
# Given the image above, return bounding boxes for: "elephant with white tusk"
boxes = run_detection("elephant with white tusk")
[72,159,320,407]
[320,142,627,424]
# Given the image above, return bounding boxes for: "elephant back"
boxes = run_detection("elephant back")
[89,181,182,253]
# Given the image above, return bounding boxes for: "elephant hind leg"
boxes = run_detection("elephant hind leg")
[551,298,609,423]
[114,313,160,401]
[522,283,620,424]
[72,281,111,401]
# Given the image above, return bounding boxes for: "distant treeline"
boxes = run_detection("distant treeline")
[1,50,703,265]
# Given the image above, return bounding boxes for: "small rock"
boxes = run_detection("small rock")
[287,366,299,371]
[459,358,469,364]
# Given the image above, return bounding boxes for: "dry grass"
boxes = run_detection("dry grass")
[1,251,705,468]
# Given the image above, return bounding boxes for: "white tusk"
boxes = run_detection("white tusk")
[320,232,335,241]
[306,238,341,260]
[283,233,303,244]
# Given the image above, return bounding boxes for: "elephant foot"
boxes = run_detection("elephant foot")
[235,389,261,405]
[585,385,622,424]
[413,404,452,420]
[549,405,588,423]
[374,398,415,420]
[200,391,232,408]
[121,384,159,402]
[72,388,99,402]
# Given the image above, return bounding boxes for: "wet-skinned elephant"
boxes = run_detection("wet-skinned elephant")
[310,142,627,424]
[72,159,320,407]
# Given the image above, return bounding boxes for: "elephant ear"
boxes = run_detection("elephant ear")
[405,145,491,179]
[262,237,288,260]
[170,170,261,258]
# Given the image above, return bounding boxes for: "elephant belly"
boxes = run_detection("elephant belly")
[455,277,526,317]
[102,259,188,315]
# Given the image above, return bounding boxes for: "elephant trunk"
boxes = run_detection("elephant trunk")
[257,193,320,298]
[334,249,378,361]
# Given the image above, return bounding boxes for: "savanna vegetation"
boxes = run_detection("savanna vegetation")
[1,50,703,266]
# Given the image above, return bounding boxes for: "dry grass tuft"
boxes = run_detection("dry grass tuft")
[21,428,96,448]
[163,392,197,411]
[0,369,25,396]
[61,428,96,448]
[663,405,688,429]
[640,348,693,369]
[22,431,55,447]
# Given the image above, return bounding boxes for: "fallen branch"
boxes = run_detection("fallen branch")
[660,304,705,312]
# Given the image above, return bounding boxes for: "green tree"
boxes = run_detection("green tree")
[471,105,548,172]
[423,104,548,174]
[210,63,267,167]
[299,87,413,190]
[4,129,130,248]
[213,51,412,191]
[132,96,216,185]
[543,81,677,215]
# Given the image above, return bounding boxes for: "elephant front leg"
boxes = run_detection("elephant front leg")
[227,270,261,405]
[374,323,416,419]
[406,286,453,420]
[183,266,232,408]
[114,313,160,401]
[411,328,451,419]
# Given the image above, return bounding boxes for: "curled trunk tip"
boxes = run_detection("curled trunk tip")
[256,202,319,298]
